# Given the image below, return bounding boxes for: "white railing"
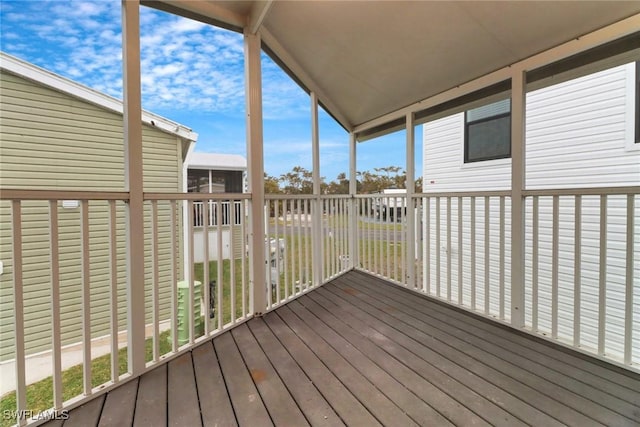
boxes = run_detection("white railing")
[522,187,639,366]
[192,200,243,227]
[263,194,351,309]
[0,189,251,426]
[415,191,512,320]
[355,194,409,285]
[321,195,352,282]
[354,187,639,369]
[2,185,637,425]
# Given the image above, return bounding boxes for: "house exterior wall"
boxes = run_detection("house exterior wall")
[422,62,639,362]
[0,70,184,361]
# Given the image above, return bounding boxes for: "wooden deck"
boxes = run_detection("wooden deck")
[47,271,640,426]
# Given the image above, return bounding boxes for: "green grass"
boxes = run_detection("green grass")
[0,331,172,427]
[194,258,249,325]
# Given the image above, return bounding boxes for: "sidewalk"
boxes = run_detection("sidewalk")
[0,321,171,397]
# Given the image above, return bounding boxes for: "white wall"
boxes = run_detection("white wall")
[192,229,232,262]
[422,62,639,363]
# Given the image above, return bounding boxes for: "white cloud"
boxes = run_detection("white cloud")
[170,17,207,33]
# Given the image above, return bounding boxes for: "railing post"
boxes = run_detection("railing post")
[348,132,358,269]
[122,0,146,375]
[510,68,526,328]
[311,92,323,285]
[244,29,267,315]
[405,113,416,288]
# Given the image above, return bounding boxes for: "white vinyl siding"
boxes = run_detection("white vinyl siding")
[423,62,639,363]
[0,70,183,360]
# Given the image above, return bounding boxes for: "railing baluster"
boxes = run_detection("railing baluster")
[574,195,581,347]
[217,200,223,329]
[241,200,247,317]
[471,196,476,309]
[202,198,210,335]
[343,198,348,273]
[447,197,452,301]
[598,195,607,356]
[274,200,281,303]
[188,200,195,344]
[230,200,236,323]
[331,199,336,279]
[367,198,372,273]
[532,196,539,332]
[151,200,160,361]
[436,196,441,297]
[484,196,490,315]
[11,201,26,427]
[499,196,505,320]
[80,200,91,396]
[49,201,63,408]
[425,197,430,294]
[297,199,303,292]
[308,198,313,284]
[394,197,408,286]
[108,200,118,383]
[384,197,398,280]
[170,200,178,352]
[552,195,559,339]
[284,200,290,300]
[458,197,463,306]
[624,195,634,365]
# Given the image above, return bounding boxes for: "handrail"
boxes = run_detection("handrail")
[523,186,640,196]
[0,189,129,201]
[144,192,251,201]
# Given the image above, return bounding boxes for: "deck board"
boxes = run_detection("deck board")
[247,317,344,427]
[133,364,167,427]
[262,310,381,426]
[51,271,640,427]
[345,272,640,420]
[167,353,201,427]
[192,342,237,427]
[231,323,309,426]
[214,330,273,426]
[336,274,618,426]
[97,378,138,427]
[62,394,104,427]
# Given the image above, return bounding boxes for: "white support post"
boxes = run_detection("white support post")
[405,113,416,288]
[349,132,358,269]
[510,68,526,328]
[121,0,146,375]
[245,29,266,315]
[311,92,323,285]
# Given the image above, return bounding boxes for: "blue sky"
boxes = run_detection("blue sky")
[0,0,421,182]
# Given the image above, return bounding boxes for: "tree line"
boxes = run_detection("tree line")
[265,165,422,194]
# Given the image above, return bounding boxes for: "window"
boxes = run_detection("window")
[464,99,511,163]
[187,169,244,193]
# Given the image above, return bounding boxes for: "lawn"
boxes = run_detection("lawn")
[0,331,172,427]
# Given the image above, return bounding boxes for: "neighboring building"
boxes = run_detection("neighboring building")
[186,152,247,262]
[373,188,406,222]
[422,58,639,360]
[0,52,198,360]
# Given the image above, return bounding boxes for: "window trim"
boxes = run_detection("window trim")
[464,106,512,163]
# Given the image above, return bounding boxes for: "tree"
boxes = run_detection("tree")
[264,174,282,194]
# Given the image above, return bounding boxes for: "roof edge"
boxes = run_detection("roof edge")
[0,51,198,142]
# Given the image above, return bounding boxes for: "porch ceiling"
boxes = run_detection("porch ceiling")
[154,1,640,131]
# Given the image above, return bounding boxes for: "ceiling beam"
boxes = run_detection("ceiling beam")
[260,27,353,131]
[248,1,273,35]
[353,13,640,135]
[146,0,246,32]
